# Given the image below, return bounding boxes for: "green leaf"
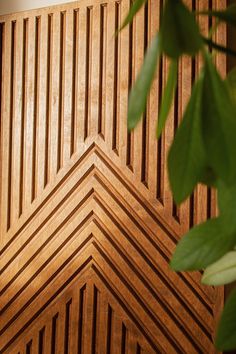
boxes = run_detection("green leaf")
[168,77,206,203]
[199,167,217,187]
[218,180,236,234]
[198,5,236,28]
[157,60,178,138]
[202,251,236,286]
[201,53,236,185]
[170,217,236,271]
[128,33,159,130]
[119,0,147,32]
[202,37,236,58]
[216,288,236,351]
[226,67,236,104]
[160,0,203,59]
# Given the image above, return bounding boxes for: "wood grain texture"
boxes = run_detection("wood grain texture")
[0,1,226,353]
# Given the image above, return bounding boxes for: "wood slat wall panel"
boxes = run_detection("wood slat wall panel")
[0,0,226,353]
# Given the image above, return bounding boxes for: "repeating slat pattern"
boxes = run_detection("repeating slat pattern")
[0,0,225,353]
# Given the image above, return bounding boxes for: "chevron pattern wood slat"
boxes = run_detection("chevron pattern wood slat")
[0,0,226,353]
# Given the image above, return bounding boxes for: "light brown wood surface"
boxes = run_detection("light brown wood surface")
[0,1,226,353]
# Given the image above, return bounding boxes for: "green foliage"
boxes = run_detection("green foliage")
[170,217,236,271]
[227,67,236,103]
[157,60,177,138]
[198,166,217,187]
[198,4,236,27]
[202,37,236,57]
[168,77,207,203]
[122,0,236,351]
[160,0,203,58]
[218,181,236,234]
[202,251,236,286]
[119,0,148,32]
[201,53,236,185]
[216,288,236,350]
[128,33,159,130]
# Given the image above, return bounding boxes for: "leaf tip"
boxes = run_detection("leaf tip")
[156,126,162,139]
[127,119,135,132]
[200,275,208,285]
[169,255,183,272]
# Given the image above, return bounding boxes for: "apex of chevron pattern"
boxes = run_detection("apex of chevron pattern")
[0,0,226,353]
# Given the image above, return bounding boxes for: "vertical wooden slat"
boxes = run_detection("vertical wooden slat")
[161,57,175,215]
[51,312,59,354]
[91,286,100,354]
[96,292,107,353]
[70,8,79,156]
[98,3,107,140]
[126,1,134,172]
[25,339,32,354]
[78,284,87,354]
[77,6,87,146]
[118,0,129,164]
[63,9,73,163]
[11,19,23,224]
[111,312,122,354]
[24,17,35,207]
[112,1,121,155]
[49,12,60,180]
[146,0,159,196]
[44,322,53,354]
[64,298,72,354]
[132,7,144,180]
[104,1,115,149]
[30,337,38,353]
[89,5,100,137]
[127,330,137,354]
[141,1,149,188]
[156,55,164,203]
[56,309,66,354]
[57,11,66,172]
[215,0,226,78]
[0,21,4,241]
[68,291,80,353]
[83,281,93,353]
[83,5,93,141]
[18,18,28,216]
[36,14,47,194]
[38,326,45,354]
[0,21,10,240]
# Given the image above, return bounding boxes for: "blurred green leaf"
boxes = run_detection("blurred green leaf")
[216,288,236,351]
[168,77,206,203]
[199,167,217,187]
[119,0,147,32]
[160,0,202,58]
[218,180,234,215]
[157,60,178,138]
[226,67,236,103]
[198,5,236,27]
[202,37,236,58]
[202,53,236,185]
[128,33,159,130]
[202,251,236,286]
[217,180,236,235]
[170,217,236,271]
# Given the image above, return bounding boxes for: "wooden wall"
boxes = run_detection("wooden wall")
[0,0,226,353]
